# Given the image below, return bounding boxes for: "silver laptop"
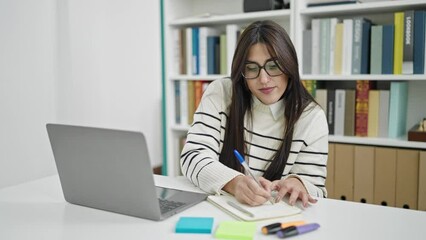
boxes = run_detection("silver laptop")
[46,123,207,221]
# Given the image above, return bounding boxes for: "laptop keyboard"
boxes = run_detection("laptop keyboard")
[159,199,186,214]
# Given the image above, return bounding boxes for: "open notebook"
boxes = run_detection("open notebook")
[207,195,301,221]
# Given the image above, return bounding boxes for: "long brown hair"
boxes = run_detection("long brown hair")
[218,20,316,181]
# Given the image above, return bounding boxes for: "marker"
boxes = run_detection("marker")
[261,221,306,235]
[227,200,254,218]
[233,149,274,204]
[276,223,320,238]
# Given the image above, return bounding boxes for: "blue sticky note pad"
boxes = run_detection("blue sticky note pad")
[175,217,214,234]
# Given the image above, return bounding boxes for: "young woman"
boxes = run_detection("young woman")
[180,20,328,207]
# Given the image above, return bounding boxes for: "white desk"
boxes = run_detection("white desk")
[1,175,425,240]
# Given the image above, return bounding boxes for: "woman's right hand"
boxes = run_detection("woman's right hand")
[223,175,272,206]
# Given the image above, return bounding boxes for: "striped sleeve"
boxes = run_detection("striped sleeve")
[287,106,329,198]
[180,79,242,194]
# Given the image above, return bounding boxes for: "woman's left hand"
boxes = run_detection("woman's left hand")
[270,177,317,208]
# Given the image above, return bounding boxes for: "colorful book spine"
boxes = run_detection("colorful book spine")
[413,10,426,74]
[186,28,193,75]
[355,80,371,137]
[207,36,220,75]
[220,34,227,75]
[382,25,395,74]
[388,82,408,138]
[180,80,188,125]
[394,12,404,74]
[352,17,371,74]
[402,10,414,74]
[194,80,203,110]
[187,81,195,124]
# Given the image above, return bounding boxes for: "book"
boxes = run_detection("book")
[367,90,380,137]
[303,29,312,74]
[388,82,408,138]
[315,89,328,115]
[192,27,200,75]
[311,18,321,74]
[207,195,301,221]
[226,24,239,75]
[403,10,415,74]
[207,36,220,74]
[334,23,344,75]
[414,10,426,74]
[382,25,395,74]
[334,89,346,136]
[343,19,353,75]
[180,80,188,125]
[394,12,404,74]
[174,81,181,124]
[220,34,228,75]
[320,18,331,74]
[352,17,371,74]
[199,27,220,75]
[194,80,204,110]
[344,89,356,136]
[370,25,383,74]
[175,217,213,234]
[329,18,339,74]
[302,80,317,97]
[185,28,193,75]
[378,90,390,138]
[187,81,195,124]
[215,221,256,240]
[355,80,372,137]
[327,89,336,135]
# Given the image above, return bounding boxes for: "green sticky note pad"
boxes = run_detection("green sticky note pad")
[215,221,256,240]
[175,217,214,234]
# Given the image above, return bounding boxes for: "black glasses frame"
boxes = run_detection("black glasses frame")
[241,59,284,79]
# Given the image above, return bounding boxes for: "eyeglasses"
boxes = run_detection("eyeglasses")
[242,59,284,79]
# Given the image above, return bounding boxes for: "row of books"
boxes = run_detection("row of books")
[303,10,426,75]
[174,80,210,126]
[173,25,241,76]
[303,80,408,138]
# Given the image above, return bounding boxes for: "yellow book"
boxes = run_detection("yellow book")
[367,90,379,137]
[187,81,195,124]
[393,12,404,74]
[334,23,344,75]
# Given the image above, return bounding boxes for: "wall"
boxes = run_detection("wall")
[0,0,57,188]
[0,0,162,188]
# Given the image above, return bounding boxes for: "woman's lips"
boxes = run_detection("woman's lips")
[259,87,274,94]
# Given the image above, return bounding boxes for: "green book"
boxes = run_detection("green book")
[388,82,408,138]
[215,221,256,240]
[370,25,383,74]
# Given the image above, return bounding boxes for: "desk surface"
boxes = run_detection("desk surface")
[1,175,425,240]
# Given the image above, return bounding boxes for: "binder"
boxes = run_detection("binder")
[326,143,335,199]
[396,149,419,209]
[354,146,374,204]
[374,147,397,207]
[334,144,354,201]
[418,151,426,211]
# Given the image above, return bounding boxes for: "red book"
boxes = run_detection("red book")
[355,80,372,136]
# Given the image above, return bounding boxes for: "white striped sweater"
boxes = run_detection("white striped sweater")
[180,78,329,197]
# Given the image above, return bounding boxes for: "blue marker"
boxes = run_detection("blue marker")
[233,149,274,204]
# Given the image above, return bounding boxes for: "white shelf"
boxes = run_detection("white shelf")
[169,75,226,81]
[169,9,291,27]
[300,0,426,17]
[301,74,426,81]
[329,135,426,150]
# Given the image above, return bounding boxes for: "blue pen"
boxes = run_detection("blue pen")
[233,149,274,204]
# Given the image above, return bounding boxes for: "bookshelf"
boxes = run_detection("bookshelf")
[162,0,426,177]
